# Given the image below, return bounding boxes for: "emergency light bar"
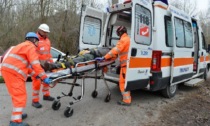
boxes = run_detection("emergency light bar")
[106,2,132,13]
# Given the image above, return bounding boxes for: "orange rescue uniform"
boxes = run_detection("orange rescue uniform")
[104,33,131,104]
[1,41,47,123]
[32,33,53,102]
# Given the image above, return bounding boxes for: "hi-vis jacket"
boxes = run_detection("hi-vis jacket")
[1,41,47,81]
[36,33,53,63]
[104,33,130,67]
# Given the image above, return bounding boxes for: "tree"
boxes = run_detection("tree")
[169,0,198,16]
[0,0,107,54]
[199,11,210,44]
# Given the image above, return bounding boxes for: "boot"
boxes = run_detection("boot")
[32,102,42,108]
[22,113,27,120]
[9,121,29,126]
[43,96,55,101]
[117,101,131,106]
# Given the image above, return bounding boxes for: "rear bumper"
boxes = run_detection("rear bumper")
[150,71,170,91]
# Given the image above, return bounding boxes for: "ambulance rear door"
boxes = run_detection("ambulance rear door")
[125,0,153,91]
[199,32,208,76]
[169,6,194,85]
[79,5,105,51]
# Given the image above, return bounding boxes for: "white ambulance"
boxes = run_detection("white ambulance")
[79,0,210,98]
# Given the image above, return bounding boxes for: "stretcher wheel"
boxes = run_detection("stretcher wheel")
[77,96,81,100]
[64,107,74,117]
[104,94,111,102]
[52,101,61,110]
[91,90,98,98]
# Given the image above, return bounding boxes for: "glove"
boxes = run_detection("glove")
[43,77,52,84]
[95,57,104,62]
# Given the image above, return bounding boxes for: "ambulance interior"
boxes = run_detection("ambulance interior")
[104,10,131,79]
[106,11,131,46]
[192,20,207,73]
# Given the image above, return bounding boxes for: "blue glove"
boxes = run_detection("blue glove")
[95,57,104,62]
[43,77,52,84]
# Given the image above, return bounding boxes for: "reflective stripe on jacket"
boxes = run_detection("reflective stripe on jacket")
[36,33,53,63]
[104,33,130,67]
[1,41,47,81]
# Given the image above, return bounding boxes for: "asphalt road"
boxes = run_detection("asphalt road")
[0,73,209,126]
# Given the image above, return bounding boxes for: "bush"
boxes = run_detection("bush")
[0,76,4,83]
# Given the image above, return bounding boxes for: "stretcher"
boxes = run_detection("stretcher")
[46,60,115,117]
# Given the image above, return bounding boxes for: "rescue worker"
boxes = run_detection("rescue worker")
[95,26,131,106]
[1,32,52,126]
[31,23,55,108]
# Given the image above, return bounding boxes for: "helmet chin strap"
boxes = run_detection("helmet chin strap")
[38,31,46,39]
[29,38,38,47]
[118,32,124,38]
[33,42,38,47]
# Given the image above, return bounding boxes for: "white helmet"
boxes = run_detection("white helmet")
[38,23,50,33]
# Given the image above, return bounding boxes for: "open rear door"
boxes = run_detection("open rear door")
[125,0,153,91]
[199,33,209,75]
[79,5,105,51]
[169,6,194,85]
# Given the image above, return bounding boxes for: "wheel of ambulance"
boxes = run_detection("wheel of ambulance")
[52,101,61,110]
[104,94,111,102]
[204,66,209,81]
[161,84,177,98]
[199,66,208,81]
[64,107,74,117]
[92,90,98,98]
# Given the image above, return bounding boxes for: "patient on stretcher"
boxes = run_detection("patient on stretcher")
[41,47,111,72]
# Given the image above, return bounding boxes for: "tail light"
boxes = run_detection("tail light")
[151,50,162,72]
[193,62,197,71]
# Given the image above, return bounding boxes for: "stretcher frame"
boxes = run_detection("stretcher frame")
[48,60,114,117]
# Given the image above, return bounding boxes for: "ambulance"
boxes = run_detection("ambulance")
[79,0,210,98]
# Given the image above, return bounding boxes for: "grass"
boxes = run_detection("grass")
[0,76,4,83]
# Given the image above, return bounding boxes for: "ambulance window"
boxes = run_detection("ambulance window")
[82,16,101,45]
[184,21,193,48]
[165,16,173,47]
[134,4,152,45]
[174,18,185,47]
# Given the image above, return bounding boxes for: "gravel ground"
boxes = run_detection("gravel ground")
[0,72,209,126]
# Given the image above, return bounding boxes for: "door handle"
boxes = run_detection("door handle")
[192,52,194,57]
[131,48,137,57]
